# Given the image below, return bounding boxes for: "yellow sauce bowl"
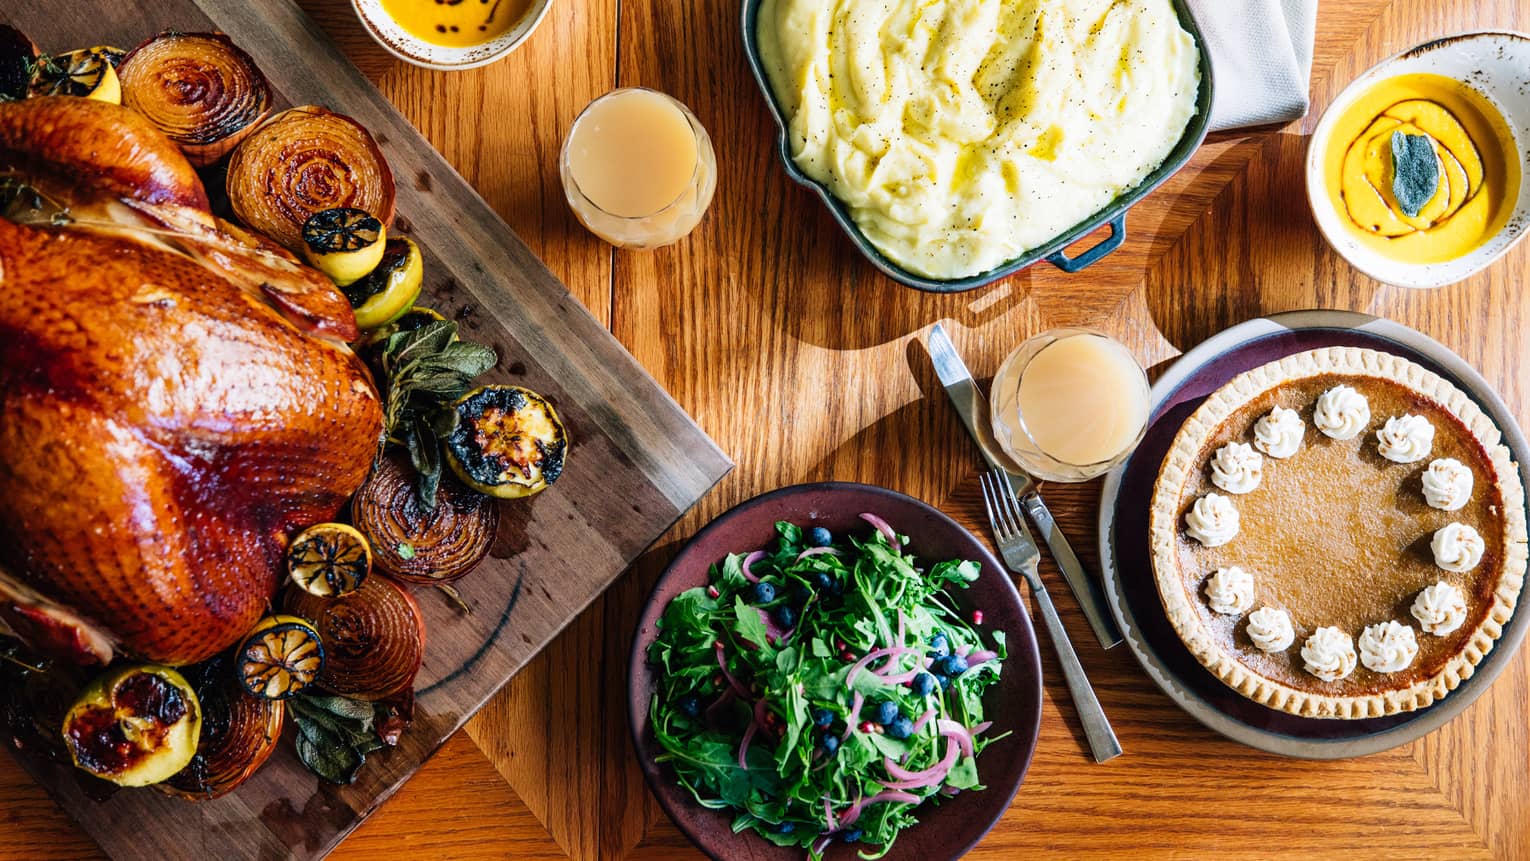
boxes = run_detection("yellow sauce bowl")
[1306,32,1530,289]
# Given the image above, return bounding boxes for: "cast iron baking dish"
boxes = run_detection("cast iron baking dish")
[741,0,1215,292]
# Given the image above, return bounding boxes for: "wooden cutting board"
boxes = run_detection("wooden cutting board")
[0,1,731,859]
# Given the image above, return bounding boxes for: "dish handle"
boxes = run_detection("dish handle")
[1045,214,1126,273]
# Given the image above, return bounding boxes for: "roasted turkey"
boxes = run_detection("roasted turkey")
[0,97,384,666]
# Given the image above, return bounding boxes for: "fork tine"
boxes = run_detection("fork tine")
[980,471,1009,539]
[996,471,1025,526]
[980,472,998,539]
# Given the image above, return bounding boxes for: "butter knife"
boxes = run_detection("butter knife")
[927,323,1123,650]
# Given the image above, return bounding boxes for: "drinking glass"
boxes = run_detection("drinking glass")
[989,328,1151,482]
[559,88,716,249]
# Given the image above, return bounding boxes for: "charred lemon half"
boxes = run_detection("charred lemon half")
[30,46,123,103]
[446,385,568,499]
[288,521,371,598]
[343,236,423,330]
[62,664,201,787]
[302,207,386,286]
[236,615,325,700]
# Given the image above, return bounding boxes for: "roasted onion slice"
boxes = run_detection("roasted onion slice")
[161,658,284,800]
[355,449,499,584]
[227,104,396,251]
[284,575,425,701]
[119,32,271,167]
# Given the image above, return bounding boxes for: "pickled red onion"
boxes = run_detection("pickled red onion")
[859,512,901,554]
[741,550,764,583]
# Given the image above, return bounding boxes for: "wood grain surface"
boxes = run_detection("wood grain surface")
[3,0,1529,858]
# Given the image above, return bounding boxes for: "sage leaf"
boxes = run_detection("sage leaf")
[295,731,365,785]
[1391,131,1440,218]
[299,693,377,724]
[406,415,442,510]
[289,692,390,784]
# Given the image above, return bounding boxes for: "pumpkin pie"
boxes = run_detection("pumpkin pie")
[1149,346,1528,718]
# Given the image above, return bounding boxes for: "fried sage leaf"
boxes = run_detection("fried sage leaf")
[288,692,396,784]
[376,319,498,510]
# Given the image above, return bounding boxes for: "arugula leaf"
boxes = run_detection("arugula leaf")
[716,554,749,592]
[732,595,774,652]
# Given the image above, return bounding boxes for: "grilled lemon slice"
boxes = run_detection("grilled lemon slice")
[287,522,371,598]
[30,46,123,103]
[343,237,423,330]
[302,207,386,286]
[446,385,568,499]
[236,615,325,700]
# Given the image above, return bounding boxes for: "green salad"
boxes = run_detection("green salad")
[647,514,1007,859]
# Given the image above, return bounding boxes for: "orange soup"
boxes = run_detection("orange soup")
[378,0,532,48]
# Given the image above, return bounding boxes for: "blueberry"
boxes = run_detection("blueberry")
[773,605,798,628]
[886,716,914,740]
[808,526,834,547]
[874,700,899,725]
[752,582,776,604]
[911,672,937,697]
[812,708,834,728]
[677,694,702,718]
[772,821,795,834]
[840,828,863,844]
[938,654,969,676]
[828,577,844,596]
[929,633,951,658]
[820,734,840,754]
[811,571,834,592]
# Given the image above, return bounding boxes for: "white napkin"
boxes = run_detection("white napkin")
[1186,0,1319,131]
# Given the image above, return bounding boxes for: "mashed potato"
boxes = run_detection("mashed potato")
[757,0,1200,279]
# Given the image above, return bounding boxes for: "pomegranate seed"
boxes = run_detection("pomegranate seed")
[840,650,856,662]
[972,610,985,625]
[711,673,724,688]
[859,721,876,733]
[707,585,720,598]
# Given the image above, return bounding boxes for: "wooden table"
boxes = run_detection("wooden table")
[3,0,1527,857]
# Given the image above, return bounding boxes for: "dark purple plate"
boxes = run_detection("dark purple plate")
[628,482,1043,860]
[1098,310,1530,758]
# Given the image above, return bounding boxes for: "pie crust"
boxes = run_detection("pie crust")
[1149,347,1528,718]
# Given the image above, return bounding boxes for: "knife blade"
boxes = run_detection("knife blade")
[927,323,1123,649]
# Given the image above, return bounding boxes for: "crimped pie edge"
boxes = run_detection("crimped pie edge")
[1147,346,1529,719]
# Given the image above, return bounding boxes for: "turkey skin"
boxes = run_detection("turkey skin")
[0,97,384,666]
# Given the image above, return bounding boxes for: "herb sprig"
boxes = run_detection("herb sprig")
[374,320,496,509]
[288,691,412,784]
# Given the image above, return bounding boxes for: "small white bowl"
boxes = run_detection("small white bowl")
[1306,31,1530,289]
[351,0,554,71]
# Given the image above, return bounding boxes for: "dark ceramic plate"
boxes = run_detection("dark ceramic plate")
[628,483,1043,860]
[1098,310,1530,758]
[739,0,1214,291]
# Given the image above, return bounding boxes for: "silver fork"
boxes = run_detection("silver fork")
[980,471,1122,763]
